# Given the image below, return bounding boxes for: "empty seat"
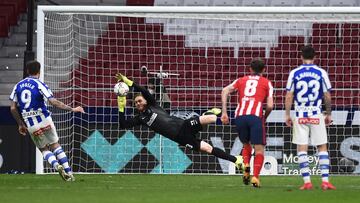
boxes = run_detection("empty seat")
[270,0,298,6]
[213,0,240,6]
[300,0,328,6]
[185,34,218,47]
[183,0,212,6]
[242,0,270,6]
[329,0,357,6]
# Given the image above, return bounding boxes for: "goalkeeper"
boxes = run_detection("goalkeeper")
[116,73,242,168]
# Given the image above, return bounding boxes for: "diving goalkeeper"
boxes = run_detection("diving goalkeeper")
[116,73,242,167]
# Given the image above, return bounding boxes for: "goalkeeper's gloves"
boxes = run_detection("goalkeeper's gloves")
[115,73,133,87]
[117,96,126,113]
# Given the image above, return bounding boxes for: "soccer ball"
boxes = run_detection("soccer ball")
[114,82,129,96]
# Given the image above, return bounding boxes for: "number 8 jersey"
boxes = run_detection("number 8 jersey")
[9,76,53,127]
[286,64,332,118]
[232,75,273,118]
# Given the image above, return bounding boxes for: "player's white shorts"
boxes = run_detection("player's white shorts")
[292,114,328,146]
[27,116,59,149]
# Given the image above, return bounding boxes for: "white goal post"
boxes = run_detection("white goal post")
[36,6,360,175]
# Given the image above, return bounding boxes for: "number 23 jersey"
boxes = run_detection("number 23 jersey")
[232,75,273,118]
[286,64,332,118]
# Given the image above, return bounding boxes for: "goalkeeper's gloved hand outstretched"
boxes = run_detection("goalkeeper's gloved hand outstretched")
[115,73,133,87]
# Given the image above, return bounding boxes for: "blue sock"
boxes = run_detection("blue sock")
[54,146,72,173]
[298,151,311,183]
[42,150,59,170]
[319,151,330,182]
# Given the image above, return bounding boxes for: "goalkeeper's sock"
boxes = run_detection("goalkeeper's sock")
[54,146,72,173]
[253,153,264,178]
[318,151,330,182]
[42,150,59,170]
[211,147,237,163]
[242,143,252,165]
[298,151,311,183]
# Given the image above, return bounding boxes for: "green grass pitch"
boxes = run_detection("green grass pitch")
[1,174,359,203]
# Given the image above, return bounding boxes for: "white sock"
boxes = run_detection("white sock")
[42,150,59,170]
[53,146,72,173]
[318,151,330,182]
[298,151,311,183]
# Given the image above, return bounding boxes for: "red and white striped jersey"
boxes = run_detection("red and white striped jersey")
[232,75,273,118]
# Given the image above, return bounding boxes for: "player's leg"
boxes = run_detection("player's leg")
[235,116,251,185]
[199,107,221,125]
[199,141,242,168]
[248,116,266,188]
[50,143,75,181]
[28,121,67,181]
[45,116,74,181]
[293,118,313,190]
[199,114,217,125]
[251,144,264,188]
[311,114,335,190]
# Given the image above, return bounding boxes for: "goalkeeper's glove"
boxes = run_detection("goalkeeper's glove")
[117,96,126,113]
[115,73,133,87]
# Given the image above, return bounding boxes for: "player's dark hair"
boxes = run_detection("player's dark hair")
[250,58,265,74]
[301,45,316,60]
[134,93,144,100]
[26,60,41,75]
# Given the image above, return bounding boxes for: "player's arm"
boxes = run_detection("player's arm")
[10,101,27,135]
[264,96,274,120]
[323,92,332,125]
[322,70,332,126]
[115,73,156,105]
[264,81,274,120]
[117,96,141,129]
[285,91,294,127]
[221,82,237,124]
[48,98,85,113]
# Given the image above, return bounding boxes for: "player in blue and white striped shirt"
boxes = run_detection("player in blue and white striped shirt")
[285,46,335,190]
[9,60,84,181]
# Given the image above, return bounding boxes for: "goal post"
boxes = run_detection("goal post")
[37,6,360,175]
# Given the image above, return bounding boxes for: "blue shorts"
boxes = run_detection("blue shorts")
[235,115,266,145]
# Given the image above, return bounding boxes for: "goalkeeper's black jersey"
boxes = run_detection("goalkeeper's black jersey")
[119,83,184,140]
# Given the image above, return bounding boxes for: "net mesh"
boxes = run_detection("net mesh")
[41,10,360,174]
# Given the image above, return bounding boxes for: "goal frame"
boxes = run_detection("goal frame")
[36,5,360,174]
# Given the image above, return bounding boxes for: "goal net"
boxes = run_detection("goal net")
[37,6,360,174]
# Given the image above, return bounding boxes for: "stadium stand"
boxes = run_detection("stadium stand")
[1,0,359,108]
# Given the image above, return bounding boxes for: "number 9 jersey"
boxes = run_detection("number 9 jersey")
[232,75,273,118]
[9,76,53,127]
[286,64,332,118]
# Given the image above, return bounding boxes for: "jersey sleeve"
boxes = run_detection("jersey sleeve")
[321,70,332,92]
[37,81,54,99]
[231,79,240,90]
[9,85,18,102]
[286,70,295,92]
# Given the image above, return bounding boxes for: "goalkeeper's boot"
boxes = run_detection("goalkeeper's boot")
[251,176,261,188]
[242,163,251,185]
[56,165,67,181]
[202,108,221,116]
[321,182,336,190]
[299,182,313,190]
[235,156,243,173]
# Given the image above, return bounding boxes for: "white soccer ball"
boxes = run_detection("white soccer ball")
[114,82,129,96]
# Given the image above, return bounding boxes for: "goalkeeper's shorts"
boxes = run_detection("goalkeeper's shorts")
[174,117,202,151]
